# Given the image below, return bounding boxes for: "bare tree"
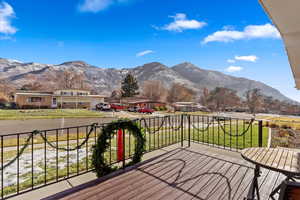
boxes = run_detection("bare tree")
[245,88,263,117]
[142,80,168,101]
[0,79,14,96]
[167,83,196,103]
[110,89,122,99]
[20,82,44,91]
[207,87,241,111]
[56,70,89,90]
[199,87,210,106]
[0,92,8,104]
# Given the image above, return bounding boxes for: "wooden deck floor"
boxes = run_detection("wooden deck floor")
[44,144,287,200]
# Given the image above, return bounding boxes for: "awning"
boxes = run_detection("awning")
[259,0,300,89]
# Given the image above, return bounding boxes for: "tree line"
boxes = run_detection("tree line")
[116,73,300,115]
[0,71,300,115]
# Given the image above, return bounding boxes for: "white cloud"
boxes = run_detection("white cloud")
[225,66,243,73]
[136,50,154,57]
[79,0,128,13]
[202,23,280,44]
[161,13,207,32]
[227,59,235,63]
[235,55,258,62]
[0,2,17,34]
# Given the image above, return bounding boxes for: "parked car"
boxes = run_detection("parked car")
[96,103,111,111]
[110,103,127,111]
[128,106,139,112]
[138,108,154,114]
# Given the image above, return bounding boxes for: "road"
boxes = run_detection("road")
[0,117,116,135]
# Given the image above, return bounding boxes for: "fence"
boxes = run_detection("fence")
[0,114,264,199]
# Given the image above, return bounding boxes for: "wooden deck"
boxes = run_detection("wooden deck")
[44,143,287,200]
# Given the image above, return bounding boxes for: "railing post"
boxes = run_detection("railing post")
[181,114,184,147]
[258,120,263,147]
[188,115,191,147]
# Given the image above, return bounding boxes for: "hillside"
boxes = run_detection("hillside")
[0,58,295,103]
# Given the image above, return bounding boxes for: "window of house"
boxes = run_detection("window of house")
[28,97,43,102]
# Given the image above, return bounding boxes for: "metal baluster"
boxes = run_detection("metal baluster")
[202,116,204,143]
[148,119,151,151]
[129,130,131,157]
[109,126,112,165]
[67,128,69,177]
[86,126,88,171]
[122,128,125,168]
[44,131,47,184]
[153,118,156,150]
[250,121,253,147]
[1,136,4,199]
[223,119,226,149]
[56,130,58,181]
[31,132,34,189]
[230,118,232,150]
[168,116,170,146]
[77,127,79,175]
[212,117,214,147]
[17,134,19,194]
[236,119,238,150]
[243,120,245,149]
[207,116,209,145]
[218,118,220,146]
[198,115,200,143]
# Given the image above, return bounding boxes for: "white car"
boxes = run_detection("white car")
[96,103,111,111]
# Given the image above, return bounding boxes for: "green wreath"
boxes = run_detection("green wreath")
[92,119,146,177]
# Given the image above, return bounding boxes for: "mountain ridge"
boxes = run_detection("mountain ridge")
[0,58,297,104]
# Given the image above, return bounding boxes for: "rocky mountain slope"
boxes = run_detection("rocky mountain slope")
[0,58,295,103]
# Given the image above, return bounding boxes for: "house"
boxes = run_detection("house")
[172,102,209,112]
[107,97,167,109]
[259,0,300,89]
[14,91,54,109]
[14,89,105,109]
[127,100,166,109]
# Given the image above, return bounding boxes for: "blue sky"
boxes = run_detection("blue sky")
[0,0,299,102]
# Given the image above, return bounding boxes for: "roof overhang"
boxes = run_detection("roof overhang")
[259,0,300,89]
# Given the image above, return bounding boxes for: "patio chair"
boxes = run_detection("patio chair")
[278,181,300,200]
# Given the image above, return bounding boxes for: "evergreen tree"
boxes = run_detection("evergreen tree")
[121,73,139,97]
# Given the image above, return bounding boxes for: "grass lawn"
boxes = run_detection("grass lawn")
[259,115,300,129]
[0,109,105,120]
[189,124,269,149]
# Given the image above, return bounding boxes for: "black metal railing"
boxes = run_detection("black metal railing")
[0,114,264,199]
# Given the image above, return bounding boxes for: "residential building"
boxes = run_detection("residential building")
[14,89,105,109]
[172,102,209,112]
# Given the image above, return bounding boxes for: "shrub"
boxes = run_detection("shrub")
[154,106,160,111]
[159,106,167,111]
[270,123,279,128]
[281,124,291,129]
[264,121,269,127]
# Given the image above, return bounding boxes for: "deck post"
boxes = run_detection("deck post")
[258,121,263,147]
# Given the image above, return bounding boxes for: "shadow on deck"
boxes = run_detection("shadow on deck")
[43,143,285,200]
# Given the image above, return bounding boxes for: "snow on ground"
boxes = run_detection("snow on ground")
[0,147,90,188]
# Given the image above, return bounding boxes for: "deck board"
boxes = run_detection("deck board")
[44,144,288,200]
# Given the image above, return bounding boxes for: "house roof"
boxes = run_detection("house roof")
[15,92,52,96]
[259,0,300,89]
